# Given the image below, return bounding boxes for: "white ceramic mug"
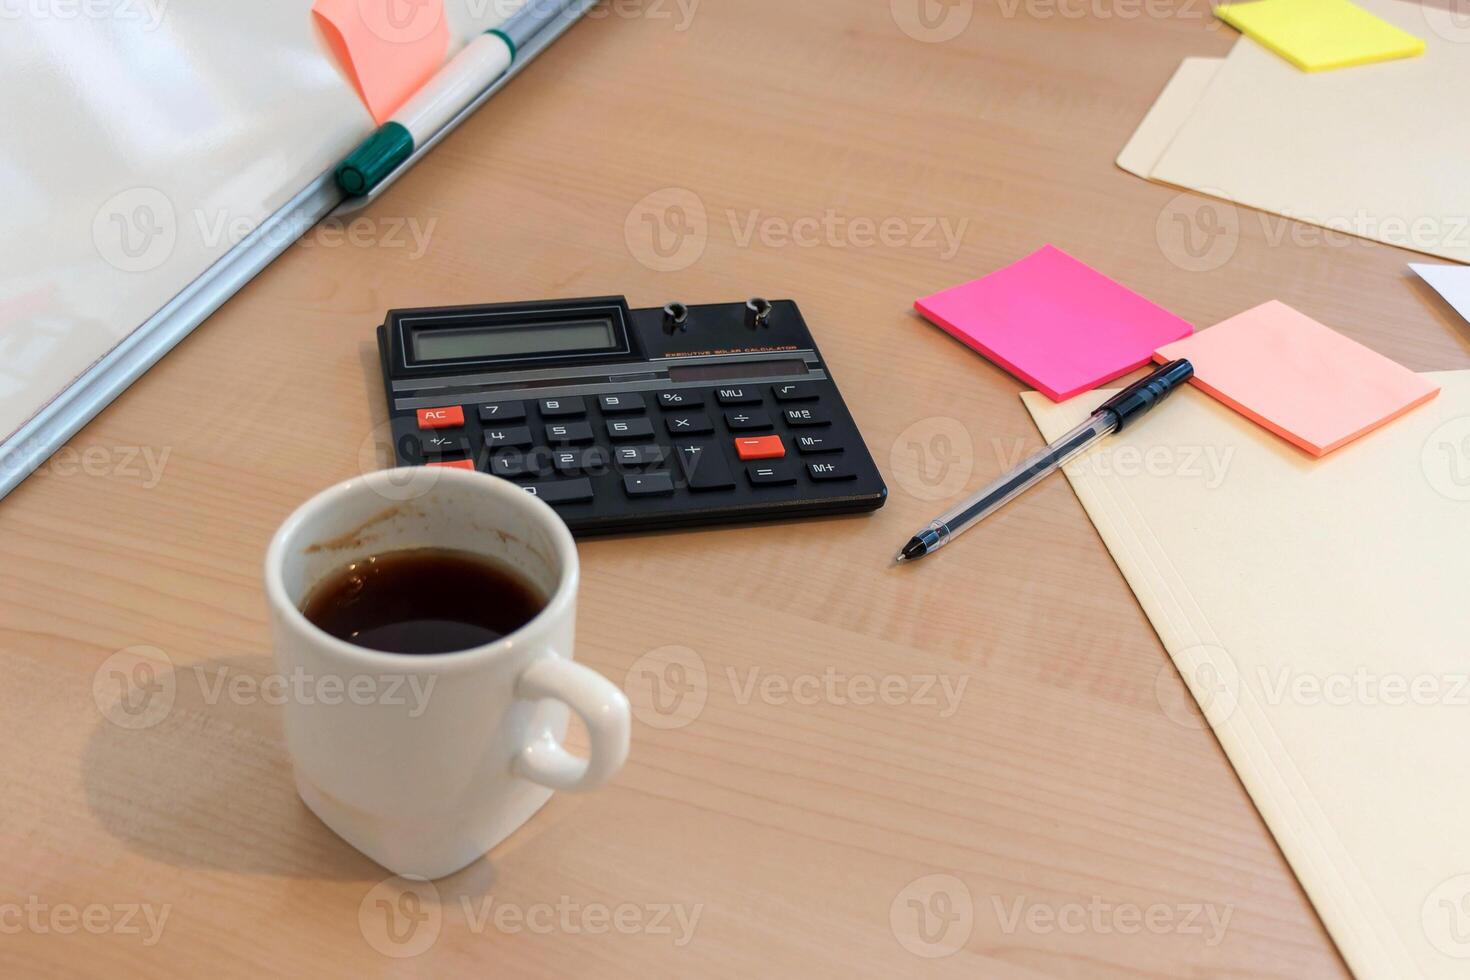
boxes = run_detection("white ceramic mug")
[264,466,630,879]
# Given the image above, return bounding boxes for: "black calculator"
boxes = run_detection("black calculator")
[376,296,886,535]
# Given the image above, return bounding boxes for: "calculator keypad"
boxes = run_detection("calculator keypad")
[539,397,585,417]
[421,432,473,457]
[546,421,594,444]
[794,434,839,454]
[524,478,593,503]
[598,393,644,413]
[657,391,698,408]
[734,435,785,460]
[382,297,885,534]
[606,418,654,440]
[665,413,712,435]
[714,387,761,405]
[623,472,674,496]
[673,442,735,490]
[478,401,526,423]
[747,461,797,485]
[723,410,772,431]
[396,378,879,534]
[417,406,464,429]
[484,426,534,449]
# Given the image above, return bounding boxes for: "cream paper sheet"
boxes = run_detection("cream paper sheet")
[1144,0,1470,264]
[1115,56,1223,178]
[1022,372,1470,979]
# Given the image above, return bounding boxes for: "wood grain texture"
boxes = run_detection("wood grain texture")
[5,0,1465,975]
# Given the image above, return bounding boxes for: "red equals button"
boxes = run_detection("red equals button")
[416,405,465,430]
[734,435,785,460]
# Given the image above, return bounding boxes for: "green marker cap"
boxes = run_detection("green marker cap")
[335,121,414,196]
[487,27,515,60]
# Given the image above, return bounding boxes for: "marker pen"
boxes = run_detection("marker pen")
[335,28,517,196]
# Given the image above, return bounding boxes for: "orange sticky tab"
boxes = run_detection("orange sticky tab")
[312,0,450,124]
[416,406,464,429]
[735,435,786,460]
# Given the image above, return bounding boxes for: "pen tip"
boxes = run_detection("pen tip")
[897,537,927,563]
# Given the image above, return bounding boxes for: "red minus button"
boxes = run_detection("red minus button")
[416,406,464,430]
[735,435,785,460]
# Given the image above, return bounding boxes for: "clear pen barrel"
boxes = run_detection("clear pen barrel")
[933,410,1117,536]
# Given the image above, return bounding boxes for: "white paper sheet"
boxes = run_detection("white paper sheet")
[1411,263,1470,327]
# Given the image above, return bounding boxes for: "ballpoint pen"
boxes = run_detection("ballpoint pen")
[895,358,1194,563]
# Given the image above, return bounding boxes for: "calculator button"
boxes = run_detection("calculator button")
[771,383,819,402]
[657,391,701,409]
[747,461,797,485]
[614,444,666,467]
[665,412,713,435]
[623,472,675,497]
[551,446,611,474]
[546,421,594,444]
[416,406,464,430]
[539,397,586,417]
[478,401,526,423]
[807,460,856,481]
[598,394,645,413]
[523,479,594,504]
[674,442,736,490]
[794,434,840,454]
[487,451,549,479]
[783,407,830,427]
[427,458,475,470]
[606,418,654,440]
[734,435,785,460]
[724,409,772,431]
[715,387,761,405]
[484,426,534,449]
[420,432,472,457]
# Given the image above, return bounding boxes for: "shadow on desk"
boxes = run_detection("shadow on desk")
[81,652,514,897]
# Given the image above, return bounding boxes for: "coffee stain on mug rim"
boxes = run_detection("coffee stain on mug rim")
[304,505,403,554]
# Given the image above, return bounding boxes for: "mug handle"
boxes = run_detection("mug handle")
[513,655,631,792]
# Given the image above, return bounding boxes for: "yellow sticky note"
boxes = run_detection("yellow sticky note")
[1214,0,1425,72]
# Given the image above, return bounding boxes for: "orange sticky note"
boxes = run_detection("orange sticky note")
[313,0,449,124]
[1153,300,1439,456]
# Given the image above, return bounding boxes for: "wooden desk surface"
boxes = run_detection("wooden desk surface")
[5,1,1467,975]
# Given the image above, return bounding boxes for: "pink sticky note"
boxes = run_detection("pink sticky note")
[914,245,1193,402]
[313,0,449,124]
[1153,300,1440,456]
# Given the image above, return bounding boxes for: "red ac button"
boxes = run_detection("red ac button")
[416,406,465,430]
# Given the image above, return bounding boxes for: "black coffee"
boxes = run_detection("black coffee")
[302,548,546,655]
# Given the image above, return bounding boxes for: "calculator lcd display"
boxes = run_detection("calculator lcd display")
[410,317,617,362]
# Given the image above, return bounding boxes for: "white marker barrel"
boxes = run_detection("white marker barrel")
[397,31,515,145]
[336,30,516,195]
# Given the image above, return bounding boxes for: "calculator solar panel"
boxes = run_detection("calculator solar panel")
[376,296,886,535]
